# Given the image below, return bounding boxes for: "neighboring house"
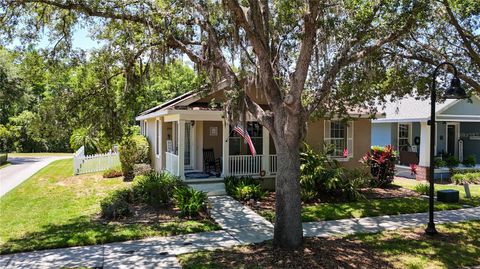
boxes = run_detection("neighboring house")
[372,95,480,180]
[136,85,373,181]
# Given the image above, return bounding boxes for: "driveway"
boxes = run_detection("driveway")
[0,156,71,197]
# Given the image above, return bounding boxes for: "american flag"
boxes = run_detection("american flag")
[233,125,256,156]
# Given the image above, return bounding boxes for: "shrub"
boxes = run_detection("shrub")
[133,163,153,176]
[102,168,123,178]
[434,158,447,168]
[100,188,133,219]
[233,182,267,201]
[462,155,477,167]
[119,135,150,180]
[451,173,480,184]
[132,171,183,208]
[361,145,397,187]
[0,153,7,165]
[413,183,430,195]
[173,187,207,217]
[444,155,460,168]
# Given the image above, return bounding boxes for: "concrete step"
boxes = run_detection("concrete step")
[188,182,226,196]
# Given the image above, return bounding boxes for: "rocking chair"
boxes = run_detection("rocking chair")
[203,148,222,176]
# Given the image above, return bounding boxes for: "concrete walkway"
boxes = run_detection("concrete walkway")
[0,156,71,197]
[1,201,479,268]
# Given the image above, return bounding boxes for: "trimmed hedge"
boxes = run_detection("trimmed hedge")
[0,153,7,165]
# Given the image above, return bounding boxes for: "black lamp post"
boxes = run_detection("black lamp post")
[425,62,468,235]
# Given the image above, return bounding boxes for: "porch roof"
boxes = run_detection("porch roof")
[373,95,480,123]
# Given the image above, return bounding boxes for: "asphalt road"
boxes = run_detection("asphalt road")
[0,156,71,197]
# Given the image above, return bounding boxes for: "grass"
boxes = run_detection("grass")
[258,196,465,223]
[394,177,480,206]
[7,152,73,157]
[0,159,218,254]
[178,221,480,269]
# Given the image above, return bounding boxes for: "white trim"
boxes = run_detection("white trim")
[155,118,160,158]
[397,123,412,151]
[136,110,168,121]
[446,122,460,158]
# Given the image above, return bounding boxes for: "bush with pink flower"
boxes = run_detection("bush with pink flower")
[361,145,397,187]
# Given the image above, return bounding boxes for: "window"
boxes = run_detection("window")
[229,122,263,155]
[144,120,148,136]
[324,120,354,158]
[398,123,411,151]
[155,119,160,156]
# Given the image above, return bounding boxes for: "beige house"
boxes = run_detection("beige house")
[136,87,373,181]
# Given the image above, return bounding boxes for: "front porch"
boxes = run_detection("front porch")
[155,110,277,180]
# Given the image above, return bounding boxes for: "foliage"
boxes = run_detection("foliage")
[224,176,266,201]
[451,168,480,175]
[69,126,100,155]
[444,155,460,168]
[413,183,430,195]
[173,187,207,217]
[100,188,133,220]
[451,173,480,185]
[299,144,370,201]
[463,155,477,167]
[132,171,183,207]
[434,158,447,168]
[0,153,7,165]
[0,125,13,152]
[102,168,123,178]
[361,145,397,187]
[133,163,153,177]
[119,134,150,181]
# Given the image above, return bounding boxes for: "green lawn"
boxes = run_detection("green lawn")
[178,221,480,269]
[394,177,480,206]
[259,197,465,223]
[0,159,218,254]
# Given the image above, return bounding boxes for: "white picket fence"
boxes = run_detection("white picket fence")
[73,146,121,175]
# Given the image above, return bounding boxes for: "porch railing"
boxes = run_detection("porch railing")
[269,154,277,174]
[166,152,179,175]
[228,155,263,176]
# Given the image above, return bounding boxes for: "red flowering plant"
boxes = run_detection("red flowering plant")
[361,145,397,187]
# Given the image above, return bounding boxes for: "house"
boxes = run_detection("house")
[135,85,373,183]
[372,95,480,180]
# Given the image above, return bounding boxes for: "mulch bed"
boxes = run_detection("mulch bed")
[183,237,391,268]
[96,204,212,224]
[361,185,419,199]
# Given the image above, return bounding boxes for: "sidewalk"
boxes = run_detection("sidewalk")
[1,198,479,268]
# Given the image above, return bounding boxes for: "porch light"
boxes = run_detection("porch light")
[426,62,467,236]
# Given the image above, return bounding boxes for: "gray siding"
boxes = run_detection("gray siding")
[371,123,393,146]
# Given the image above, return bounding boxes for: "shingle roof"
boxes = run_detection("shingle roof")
[373,95,458,122]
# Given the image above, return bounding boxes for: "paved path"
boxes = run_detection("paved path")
[0,156,71,197]
[1,200,479,268]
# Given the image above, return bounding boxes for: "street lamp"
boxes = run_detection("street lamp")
[426,62,468,235]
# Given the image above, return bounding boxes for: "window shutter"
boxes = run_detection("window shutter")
[347,121,354,158]
[324,120,331,146]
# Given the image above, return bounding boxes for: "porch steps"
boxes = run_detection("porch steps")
[188,182,226,196]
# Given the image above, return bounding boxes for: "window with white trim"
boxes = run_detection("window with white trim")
[155,119,160,156]
[398,123,410,151]
[144,120,148,136]
[229,122,263,155]
[324,120,354,158]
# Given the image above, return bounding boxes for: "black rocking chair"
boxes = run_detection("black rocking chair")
[203,148,221,176]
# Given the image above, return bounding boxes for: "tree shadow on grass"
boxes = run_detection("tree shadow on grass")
[355,221,480,268]
[1,215,218,255]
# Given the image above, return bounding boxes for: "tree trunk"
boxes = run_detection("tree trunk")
[272,126,303,249]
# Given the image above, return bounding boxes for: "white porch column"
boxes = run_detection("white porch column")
[222,120,229,176]
[419,121,431,167]
[178,120,185,180]
[262,126,270,175]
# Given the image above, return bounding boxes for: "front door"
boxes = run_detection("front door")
[447,123,458,157]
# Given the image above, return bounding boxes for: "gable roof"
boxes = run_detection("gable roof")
[373,95,480,123]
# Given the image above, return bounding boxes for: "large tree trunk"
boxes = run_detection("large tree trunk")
[271,117,303,249]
